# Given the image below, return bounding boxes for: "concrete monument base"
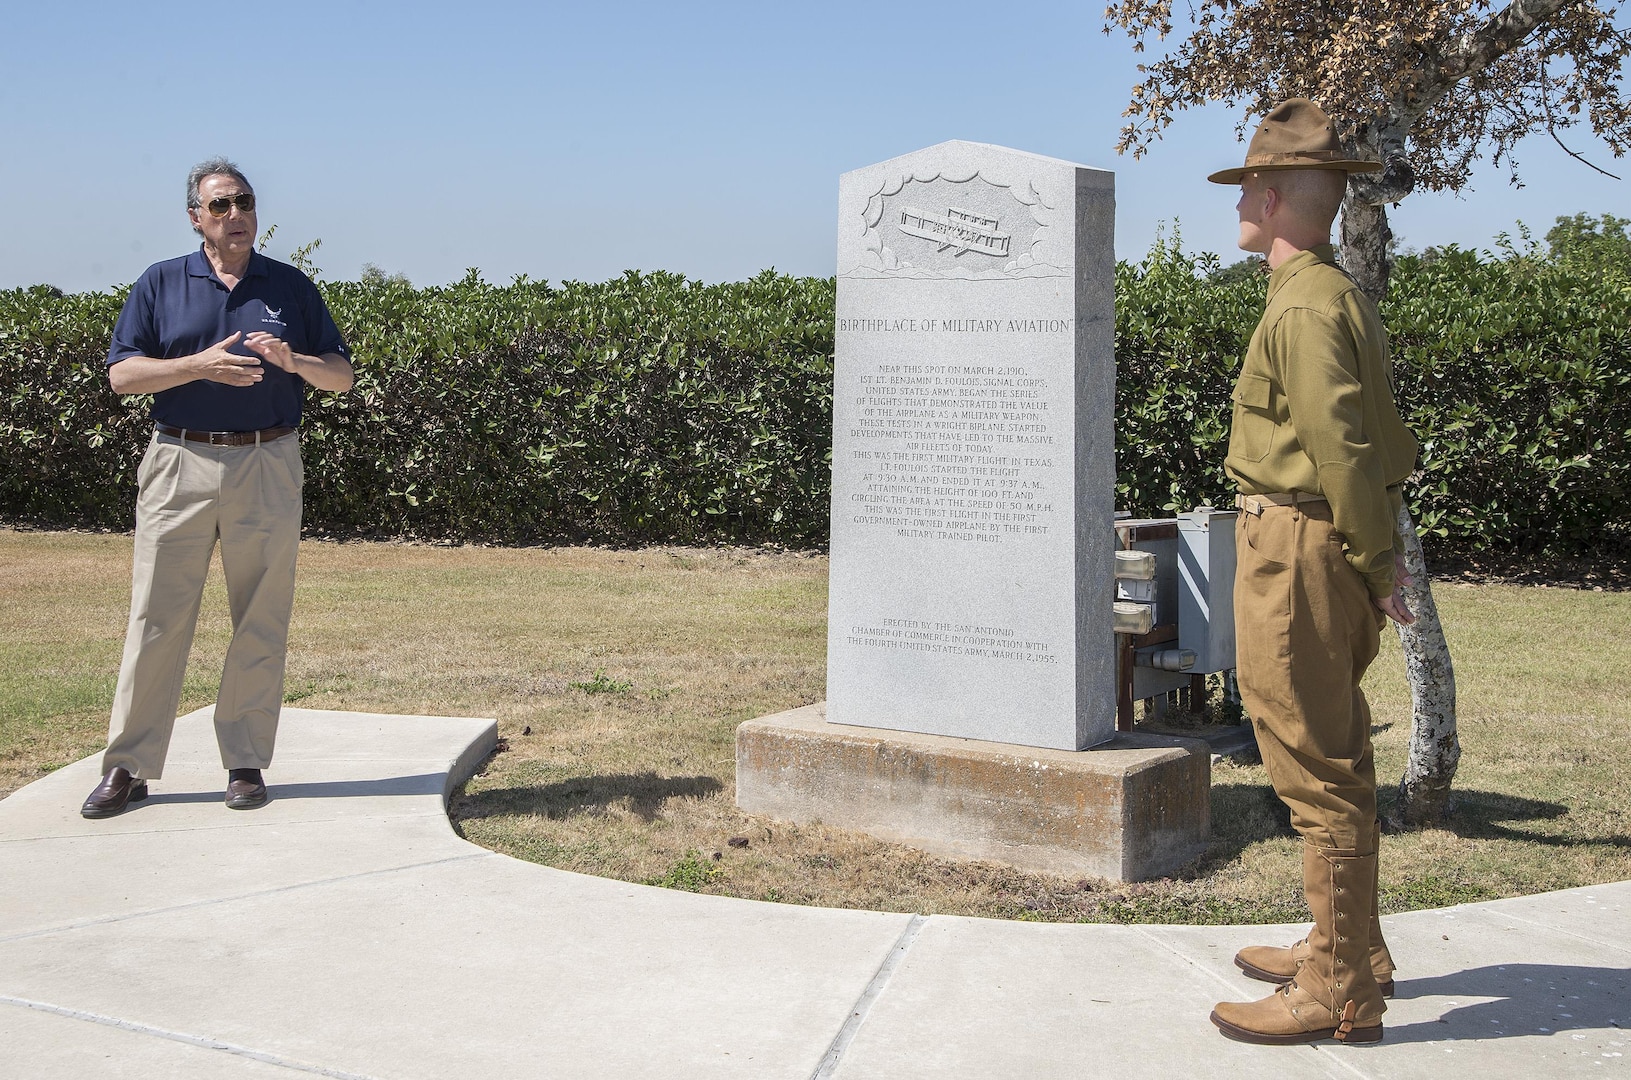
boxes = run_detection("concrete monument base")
[735,703,1210,883]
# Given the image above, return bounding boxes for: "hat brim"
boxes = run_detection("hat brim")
[1207,160,1385,185]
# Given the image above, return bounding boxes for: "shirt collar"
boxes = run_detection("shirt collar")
[1266,243,1338,300]
[185,245,269,283]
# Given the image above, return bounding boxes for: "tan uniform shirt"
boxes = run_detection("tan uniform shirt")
[1225,245,1419,598]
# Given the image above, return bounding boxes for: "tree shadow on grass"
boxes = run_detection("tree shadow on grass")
[1389,787,1631,850]
[455,773,723,823]
[1203,782,1631,871]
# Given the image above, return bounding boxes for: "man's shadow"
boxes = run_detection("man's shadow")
[139,773,447,806]
[123,772,722,821]
[1385,963,1631,1044]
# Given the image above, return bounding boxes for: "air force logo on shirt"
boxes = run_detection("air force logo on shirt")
[261,302,288,329]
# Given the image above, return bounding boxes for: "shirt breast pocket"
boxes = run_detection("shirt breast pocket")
[1230,372,1276,462]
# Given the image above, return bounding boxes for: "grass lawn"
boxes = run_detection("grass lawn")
[3,527,1628,924]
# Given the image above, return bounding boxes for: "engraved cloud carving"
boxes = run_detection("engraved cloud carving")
[844,165,1069,280]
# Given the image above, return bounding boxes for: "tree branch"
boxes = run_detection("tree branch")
[1540,58,1624,179]
[1391,0,1573,129]
[1548,125,1624,178]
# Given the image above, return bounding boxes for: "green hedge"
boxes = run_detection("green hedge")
[1112,238,1631,558]
[0,285,139,524]
[3,245,1626,557]
[1387,247,1629,555]
[1,270,835,547]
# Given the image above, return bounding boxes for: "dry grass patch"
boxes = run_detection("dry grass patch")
[3,529,1628,924]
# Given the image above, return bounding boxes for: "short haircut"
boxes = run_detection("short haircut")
[1272,169,1348,228]
[186,158,252,209]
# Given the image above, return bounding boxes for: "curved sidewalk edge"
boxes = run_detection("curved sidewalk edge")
[0,707,1625,1080]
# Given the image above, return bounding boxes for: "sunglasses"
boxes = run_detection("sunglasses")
[202,192,256,217]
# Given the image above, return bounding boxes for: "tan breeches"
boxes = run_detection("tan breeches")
[1233,501,1385,852]
[102,431,303,780]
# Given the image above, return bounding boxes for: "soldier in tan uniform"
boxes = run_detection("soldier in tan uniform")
[1205,99,1420,1045]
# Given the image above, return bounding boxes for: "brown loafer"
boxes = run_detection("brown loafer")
[225,768,268,810]
[82,767,148,819]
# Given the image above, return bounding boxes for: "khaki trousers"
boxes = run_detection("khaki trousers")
[102,431,303,780]
[1233,501,1385,852]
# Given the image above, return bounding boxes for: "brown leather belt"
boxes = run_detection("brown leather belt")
[156,424,296,447]
[1235,491,1328,515]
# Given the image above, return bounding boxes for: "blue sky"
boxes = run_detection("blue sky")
[3,0,1626,292]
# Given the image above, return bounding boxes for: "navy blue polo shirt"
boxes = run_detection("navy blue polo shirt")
[106,248,350,431]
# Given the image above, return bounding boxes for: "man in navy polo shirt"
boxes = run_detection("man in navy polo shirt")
[81,158,354,819]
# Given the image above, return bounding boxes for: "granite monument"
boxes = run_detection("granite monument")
[827,141,1117,750]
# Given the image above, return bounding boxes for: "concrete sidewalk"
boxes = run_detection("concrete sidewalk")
[2,708,1626,1079]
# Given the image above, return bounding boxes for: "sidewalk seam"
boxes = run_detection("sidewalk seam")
[1128,925,1260,997]
[0,851,491,945]
[1129,926,1365,1080]
[0,994,387,1079]
[808,914,928,1080]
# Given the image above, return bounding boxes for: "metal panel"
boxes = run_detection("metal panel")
[1177,508,1237,673]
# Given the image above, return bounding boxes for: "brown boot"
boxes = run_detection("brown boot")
[1234,821,1396,995]
[1235,936,1394,997]
[1364,819,1396,984]
[1212,844,1385,1044]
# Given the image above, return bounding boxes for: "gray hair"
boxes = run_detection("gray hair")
[186,157,252,209]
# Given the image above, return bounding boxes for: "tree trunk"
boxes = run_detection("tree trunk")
[1339,193,1395,301]
[1340,194,1462,826]
[1391,501,1462,826]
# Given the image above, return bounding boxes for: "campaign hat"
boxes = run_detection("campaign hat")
[1208,98,1384,184]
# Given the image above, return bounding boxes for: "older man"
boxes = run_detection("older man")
[81,158,353,818]
[1204,101,1420,1045]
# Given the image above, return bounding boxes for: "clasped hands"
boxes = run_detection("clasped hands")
[193,331,301,386]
